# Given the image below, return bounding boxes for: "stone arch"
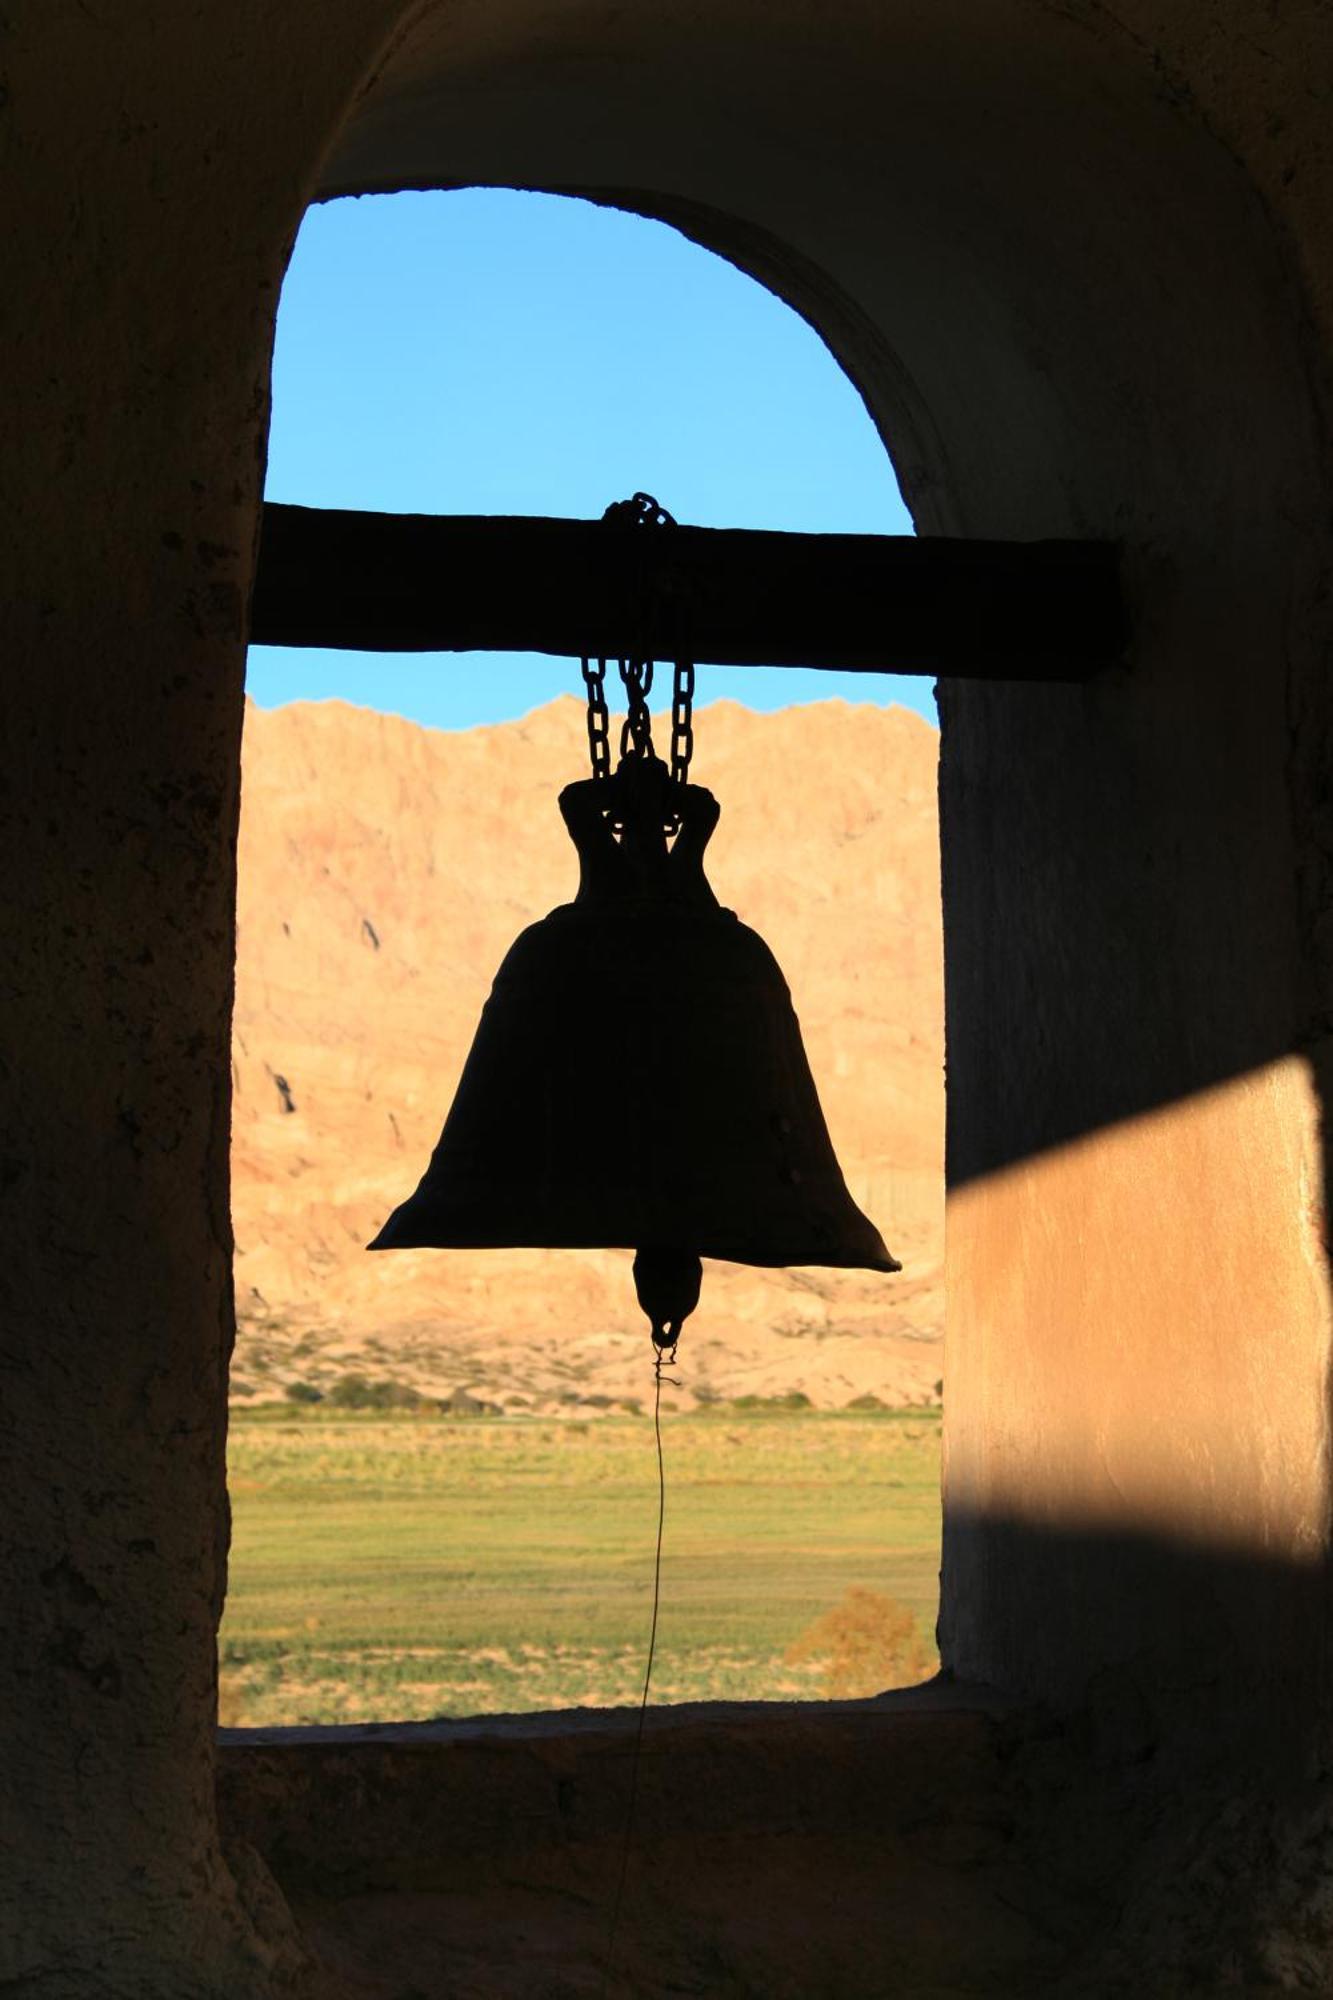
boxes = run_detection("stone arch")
[318,1,1323,548]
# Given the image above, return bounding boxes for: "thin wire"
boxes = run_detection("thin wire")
[604,1348,671,1996]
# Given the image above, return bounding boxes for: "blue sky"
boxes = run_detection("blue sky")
[249,188,933,730]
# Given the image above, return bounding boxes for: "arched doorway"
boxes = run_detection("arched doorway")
[227,184,944,1727]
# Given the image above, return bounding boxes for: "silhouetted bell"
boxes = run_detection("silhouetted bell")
[369,752,897,1347]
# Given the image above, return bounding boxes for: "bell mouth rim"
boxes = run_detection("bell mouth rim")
[368,1227,901,1275]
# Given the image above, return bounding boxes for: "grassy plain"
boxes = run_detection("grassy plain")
[219,1405,942,1726]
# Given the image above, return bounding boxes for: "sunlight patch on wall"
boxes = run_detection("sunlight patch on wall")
[944,1055,1331,1564]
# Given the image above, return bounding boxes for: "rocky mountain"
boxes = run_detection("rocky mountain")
[231,694,943,1412]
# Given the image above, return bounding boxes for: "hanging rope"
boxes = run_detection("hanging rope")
[603,1343,675,1995]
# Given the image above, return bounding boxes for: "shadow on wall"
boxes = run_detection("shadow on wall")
[940,1510,1331,1771]
[938,1041,1333,1756]
[936,668,1310,1187]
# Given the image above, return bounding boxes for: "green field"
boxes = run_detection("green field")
[220,1406,942,1725]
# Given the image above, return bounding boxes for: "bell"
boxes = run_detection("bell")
[369,747,898,1347]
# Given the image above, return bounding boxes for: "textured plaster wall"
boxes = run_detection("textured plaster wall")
[0,9,412,1992]
[2,2,1333,1992]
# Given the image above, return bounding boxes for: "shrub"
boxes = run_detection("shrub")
[284,1380,323,1405]
[784,1586,931,1699]
[216,1673,248,1728]
[327,1372,421,1410]
[437,1386,498,1417]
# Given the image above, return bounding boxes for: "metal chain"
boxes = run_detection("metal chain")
[619,656,656,762]
[581,655,612,782]
[603,491,676,532]
[580,495,695,807]
[670,655,695,788]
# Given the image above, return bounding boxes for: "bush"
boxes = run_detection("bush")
[437,1386,498,1417]
[784,1586,931,1699]
[327,1372,421,1410]
[731,1390,812,1412]
[284,1381,323,1405]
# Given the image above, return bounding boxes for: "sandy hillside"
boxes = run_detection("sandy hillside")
[231,694,943,1412]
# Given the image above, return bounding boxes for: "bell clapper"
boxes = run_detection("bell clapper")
[633,1246,701,1369]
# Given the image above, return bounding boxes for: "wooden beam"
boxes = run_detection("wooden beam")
[249,503,1125,681]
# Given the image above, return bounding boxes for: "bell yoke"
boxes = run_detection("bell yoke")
[369,500,897,1358]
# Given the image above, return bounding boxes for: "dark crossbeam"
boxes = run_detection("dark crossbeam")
[249,503,1125,681]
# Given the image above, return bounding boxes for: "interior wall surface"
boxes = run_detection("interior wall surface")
[0,11,407,1992]
[3,3,1333,1992]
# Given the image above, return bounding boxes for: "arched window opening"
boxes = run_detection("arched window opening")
[225,188,944,1727]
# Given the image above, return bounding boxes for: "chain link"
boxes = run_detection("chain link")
[580,495,695,810]
[670,655,695,788]
[619,656,655,762]
[603,491,676,532]
[581,655,612,782]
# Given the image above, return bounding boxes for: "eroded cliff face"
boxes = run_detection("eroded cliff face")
[231,694,943,1412]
